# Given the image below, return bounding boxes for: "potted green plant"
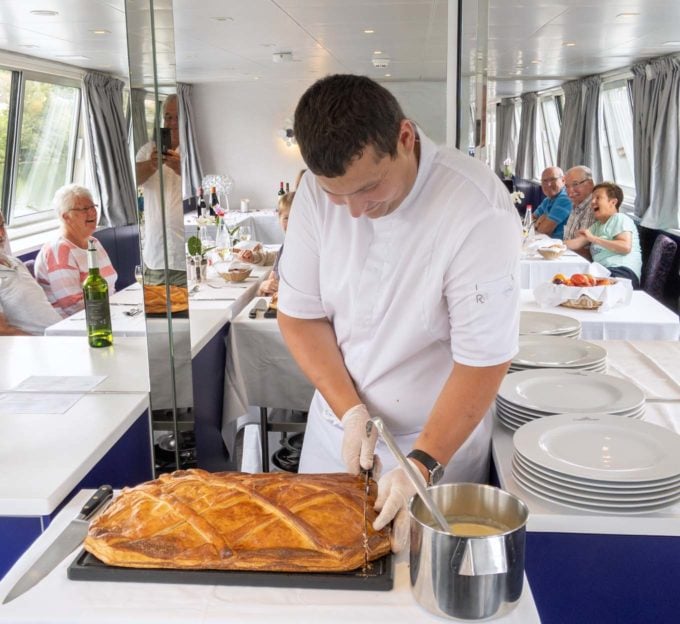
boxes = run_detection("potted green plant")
[186,230,214,282]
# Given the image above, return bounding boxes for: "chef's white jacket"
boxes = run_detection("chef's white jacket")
[278,131,521,482]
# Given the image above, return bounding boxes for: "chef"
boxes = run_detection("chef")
[277,74,521,552]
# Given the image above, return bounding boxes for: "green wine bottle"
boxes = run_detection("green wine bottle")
[83,239,113,348]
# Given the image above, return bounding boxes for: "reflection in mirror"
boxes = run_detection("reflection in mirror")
[125,0,195,474]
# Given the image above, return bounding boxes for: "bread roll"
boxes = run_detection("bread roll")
[143,284,188,314]
[84,469,390,573]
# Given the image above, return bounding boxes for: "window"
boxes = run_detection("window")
[536,96,561,173]
[13,76,80,224]
[599,81,635,199]
[0,69,82,230]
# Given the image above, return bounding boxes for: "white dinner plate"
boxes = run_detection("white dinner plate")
[513,468,680,515]
[495,394,645,419]
[509,362,607,374]
[514,336,607,369]
[513,452,680,493]
[499,369,645,415]
[519,311,581,337]
[513,413,680,483]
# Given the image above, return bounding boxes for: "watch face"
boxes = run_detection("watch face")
[430,464,444,485]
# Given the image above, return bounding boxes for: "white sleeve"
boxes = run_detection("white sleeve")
[277,178,327,319]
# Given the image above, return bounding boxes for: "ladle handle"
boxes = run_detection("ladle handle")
[368,417,450,534]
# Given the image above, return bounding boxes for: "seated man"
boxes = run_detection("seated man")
[533,166,572,239]
[562,165,596,242]
[0,212,62,335]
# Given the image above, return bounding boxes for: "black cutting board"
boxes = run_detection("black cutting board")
[67,550,394,591]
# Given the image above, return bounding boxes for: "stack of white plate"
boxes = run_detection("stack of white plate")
[496,369,645,431]
[512,413,680,514]
[519,311,581,338]
[509,335,607,373]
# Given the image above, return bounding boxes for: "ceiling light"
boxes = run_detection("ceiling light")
[663,41,680,46]
[616,12,640,18]
[91,29,111,35]
[531,59,541,64]
[29,10,58,16]
[385,73,391,77]
[55,55,90,60]
[374,50,382,54]
[19,44,39,48]
[363,29,375,34]
[563,41,576,47]
[211,16,233,22]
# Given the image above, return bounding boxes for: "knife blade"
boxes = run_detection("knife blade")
[361,468,371,572]
[2,485,113,604]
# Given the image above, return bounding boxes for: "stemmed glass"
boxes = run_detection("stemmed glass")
[134,265,143,287]
[239,225,253,244]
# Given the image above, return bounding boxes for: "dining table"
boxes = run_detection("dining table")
[184,209,283,245]
[520,247,590,289]
[520,289,680,340]
[492,338,680,624]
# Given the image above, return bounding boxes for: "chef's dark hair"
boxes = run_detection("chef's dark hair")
[294,74,405,177]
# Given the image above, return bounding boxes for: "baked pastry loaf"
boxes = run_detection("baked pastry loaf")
[143,284,188,314]
[84,469,390,573]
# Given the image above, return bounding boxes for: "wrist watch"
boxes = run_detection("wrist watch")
[407,449,444,486]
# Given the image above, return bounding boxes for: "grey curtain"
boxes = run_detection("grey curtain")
[82,72,137,226]
[495,98,518,177]
[515,92,538,180]
[129,88,148,153]
[631,56,680,229]
[177,83,203,200]
[556,76,602,180]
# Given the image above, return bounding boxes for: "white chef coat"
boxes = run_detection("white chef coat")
[136,142,185,271]
[278,130,522,481]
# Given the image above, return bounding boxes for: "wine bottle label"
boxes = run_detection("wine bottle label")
[85,299,112,330]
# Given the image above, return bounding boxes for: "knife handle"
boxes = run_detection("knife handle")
[79,485,114,520]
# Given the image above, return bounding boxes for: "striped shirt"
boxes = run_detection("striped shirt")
[35,236,117,318]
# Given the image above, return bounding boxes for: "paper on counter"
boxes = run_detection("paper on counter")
[0,392,83,416]
[12,375,108,393]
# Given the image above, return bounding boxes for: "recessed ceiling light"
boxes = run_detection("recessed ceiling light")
[211,16,233,22]
[91,29,111,35]
[374,50,382,54]
[563,41,576,47]
[663,41,680,46]
[616,12,640,18]
[19,44,39,48]
[363,29,375,34]
[29,10,58,16]
[384,73,391,77]
[531,59,541,64]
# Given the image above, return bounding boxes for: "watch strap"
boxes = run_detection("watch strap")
[407,449,443,485]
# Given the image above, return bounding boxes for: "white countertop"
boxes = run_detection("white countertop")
[0,490,540,623]
[0,336,149,394]
[0,393,149,516]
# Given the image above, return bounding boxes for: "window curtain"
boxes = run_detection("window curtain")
[129,88,149,151]
[515,92,538,180]
[494,98,519,177]
[556,76,602,180]
[82,72,137,226]
[631,56,680,230]
[176,83,203,200]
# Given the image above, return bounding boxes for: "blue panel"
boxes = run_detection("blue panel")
[193,325,232,472]
[526,532,680,624]
[0,517,43,580]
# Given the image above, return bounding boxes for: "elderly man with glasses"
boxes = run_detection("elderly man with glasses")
[562,166,596,243]
[34,184,117,317]
[532,166,572,239]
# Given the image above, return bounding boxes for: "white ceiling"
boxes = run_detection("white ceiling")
[0,0,679,98]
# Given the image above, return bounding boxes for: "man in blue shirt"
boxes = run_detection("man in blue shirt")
[533,166,572,239]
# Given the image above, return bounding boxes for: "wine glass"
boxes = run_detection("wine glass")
[239,225,252,243]
[134,265,143,287]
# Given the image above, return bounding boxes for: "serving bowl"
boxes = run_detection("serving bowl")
[537,245,566,260]
[215,266,252,282]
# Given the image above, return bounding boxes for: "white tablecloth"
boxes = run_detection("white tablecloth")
[0,490,540,623]
[185,210,283,245]
[222,297,315,454]
[521,289,680,340]
[520,250,590,289]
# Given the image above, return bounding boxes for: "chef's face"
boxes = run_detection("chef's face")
[316,120,418,219]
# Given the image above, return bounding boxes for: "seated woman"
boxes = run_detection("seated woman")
[35,184,118,317]
[237,191,294,296]
[565,182,642,288]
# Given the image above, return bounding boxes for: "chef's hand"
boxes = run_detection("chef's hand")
[373,460,426,553]
[340,404,377,475]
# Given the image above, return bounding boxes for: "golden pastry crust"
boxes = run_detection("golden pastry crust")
[84,469,390,573]
[143,284,188,314]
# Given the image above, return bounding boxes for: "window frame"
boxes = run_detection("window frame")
[0,67,82,229]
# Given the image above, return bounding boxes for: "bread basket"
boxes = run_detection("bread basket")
[537,245,566,260]
[216,266,252,283]
[559,294,603,310]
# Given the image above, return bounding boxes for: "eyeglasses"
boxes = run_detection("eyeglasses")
[566,178,589,190]
[541,176,562,184]
[70,204,98,213]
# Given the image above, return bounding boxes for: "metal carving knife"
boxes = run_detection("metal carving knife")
[2,485,113,604]
[361,467,372,572]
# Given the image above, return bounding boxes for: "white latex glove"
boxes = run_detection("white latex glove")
[340,404,378,475]
[373,460,426,553]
